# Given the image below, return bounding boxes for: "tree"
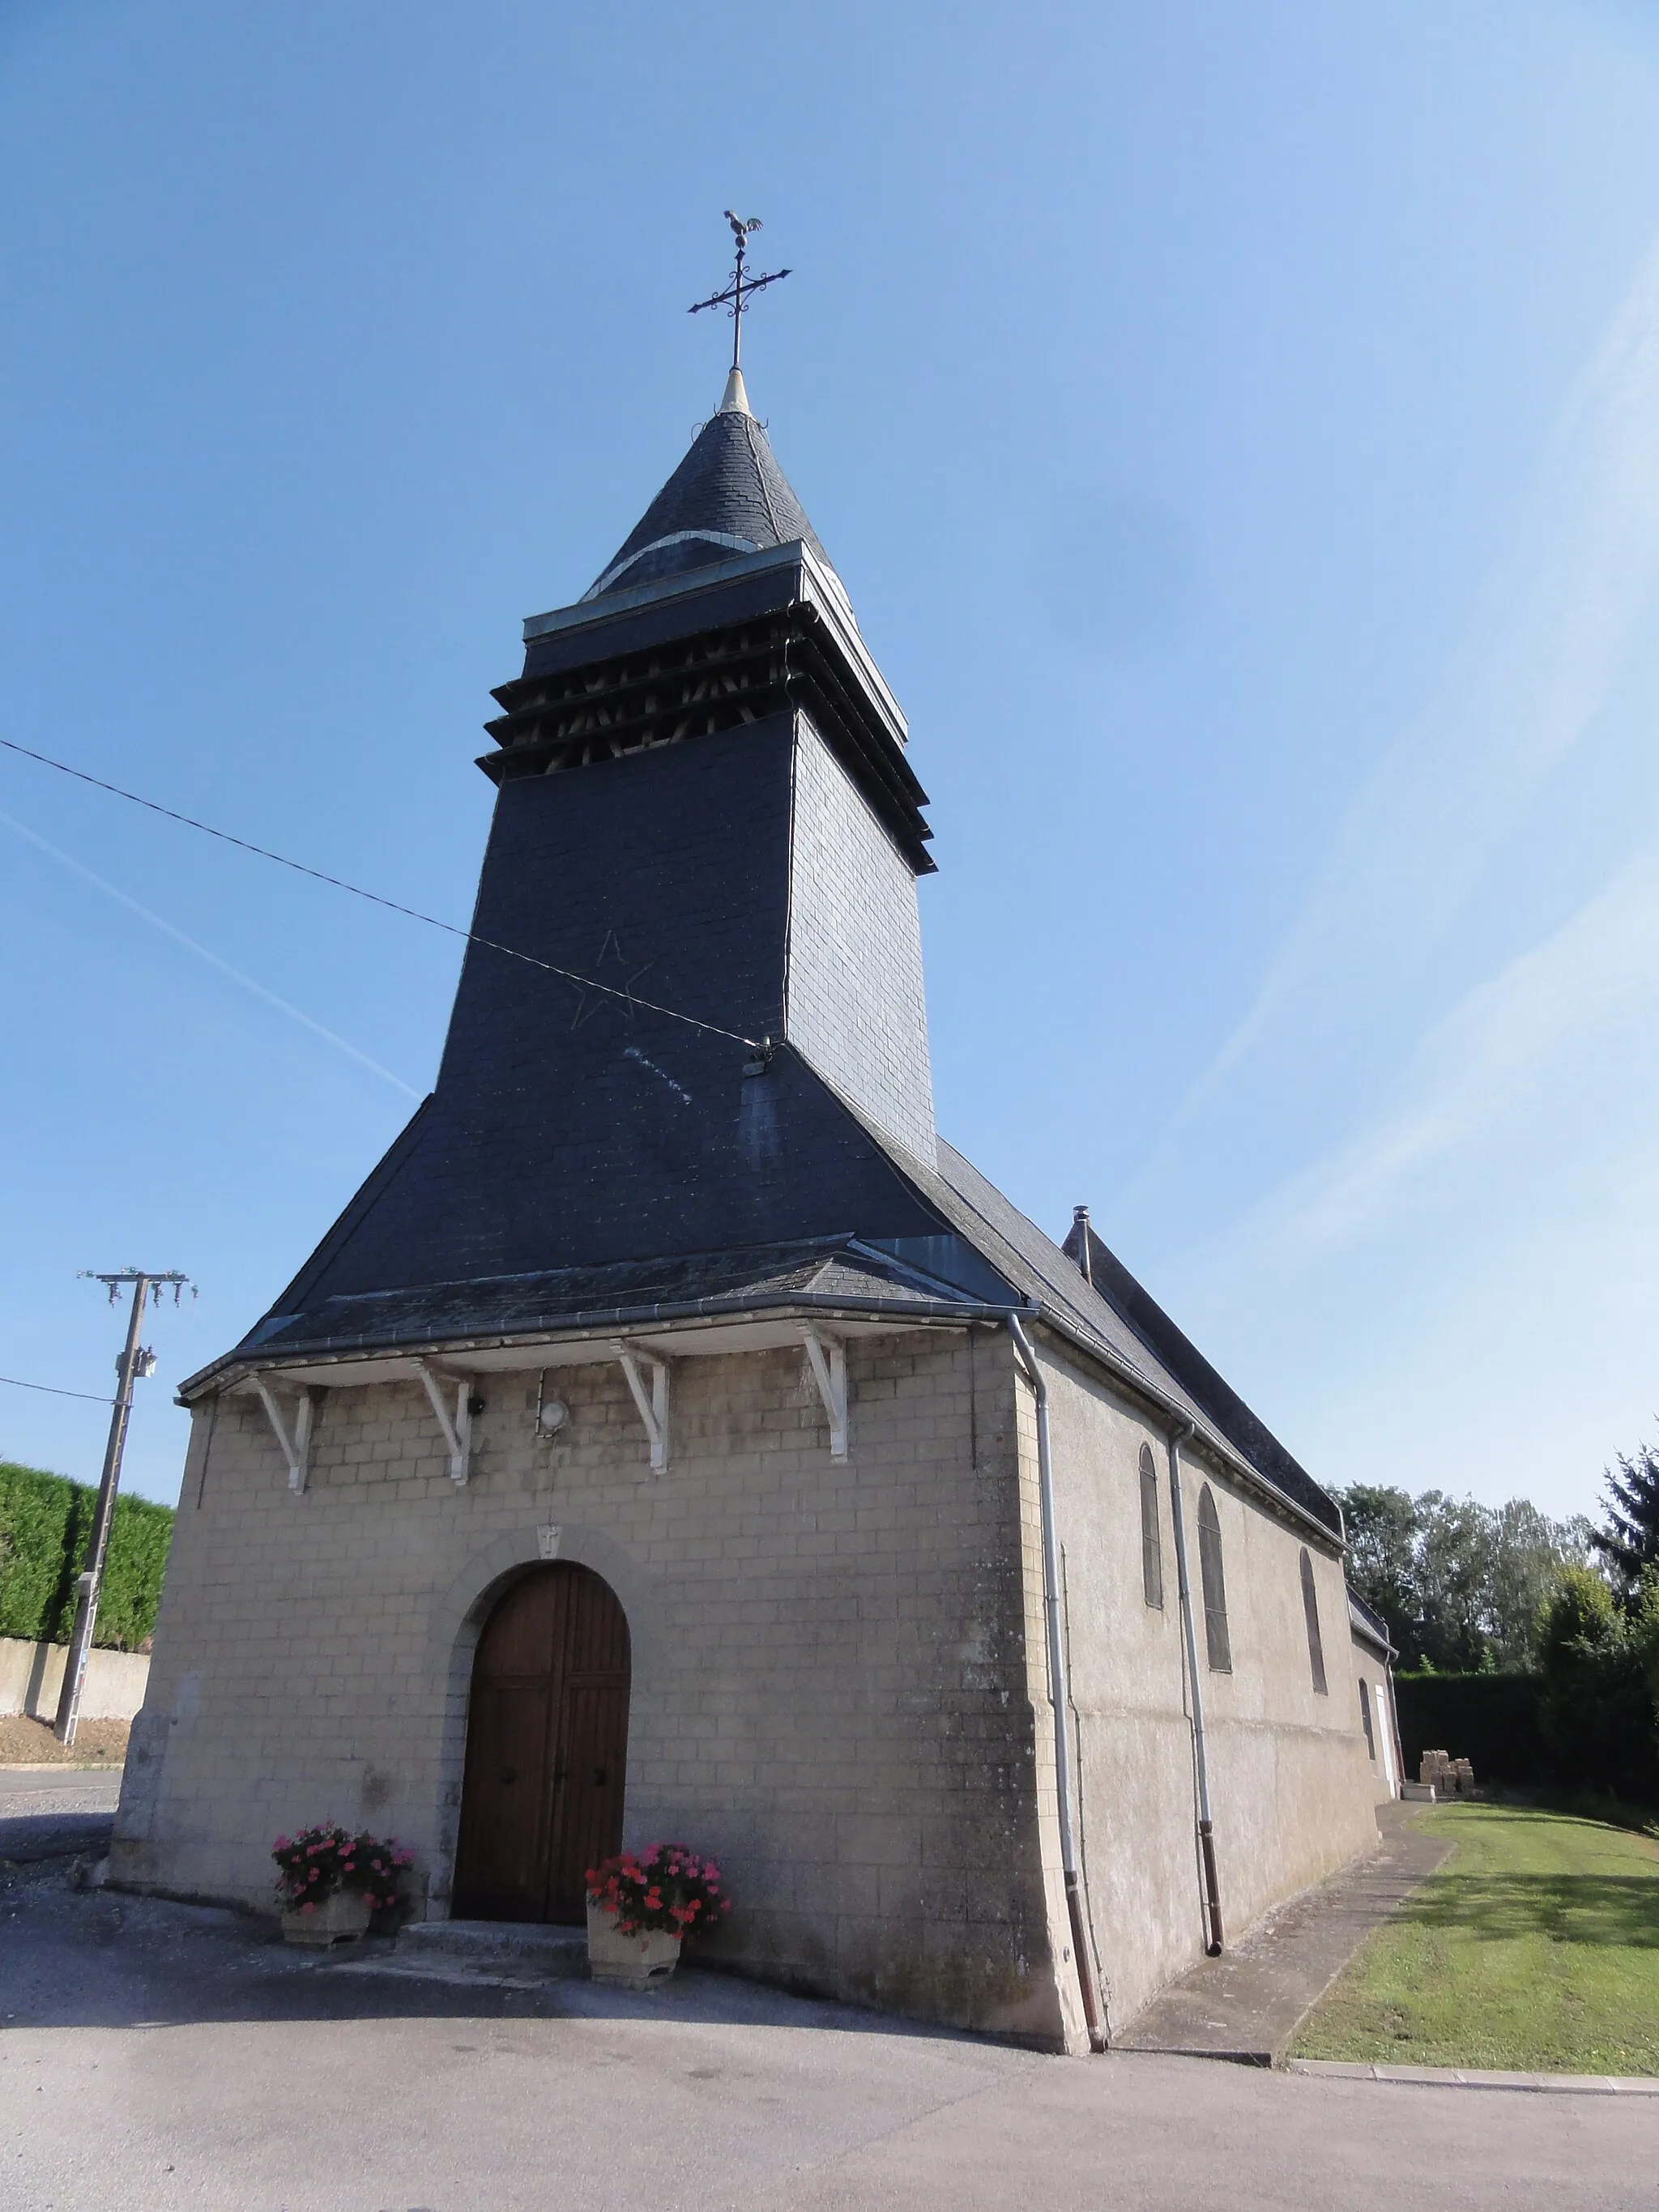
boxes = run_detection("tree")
[1338,1485,1418,1650]
[1591,1442,1659,1599]
[1536,1565,1659,1801]
[1412,1491,1494,1672]
[1486,1502,1594,1669]
[1338,1485,1594,1672]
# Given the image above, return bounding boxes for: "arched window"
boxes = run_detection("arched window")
[1358,1677,1376,1762]
[1299,1548,1328,1695]
[1139,1444,1163,1609]
[1196,1484,1230,1673]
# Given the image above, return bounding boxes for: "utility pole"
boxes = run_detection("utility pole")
[54,1268,192,1746]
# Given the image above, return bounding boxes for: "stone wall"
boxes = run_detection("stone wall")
[1351,1640,1401,1802]
[113,1327,1075,2047]
[0,1636,151,1722]
[114,1318,1377,2050]
[1031,1337,1376,2034]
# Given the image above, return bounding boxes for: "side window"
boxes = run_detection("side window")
[1139,1444,1164,1609]
[1299,1548,1328,1695]
[1358,1677,1376,1761]
[1196,1484,1231,1673]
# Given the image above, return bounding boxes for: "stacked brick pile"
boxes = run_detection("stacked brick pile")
[1418,1749,1475,1796]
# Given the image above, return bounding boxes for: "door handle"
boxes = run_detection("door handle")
[499,1766,517,1784]
[591,1767,608,1786]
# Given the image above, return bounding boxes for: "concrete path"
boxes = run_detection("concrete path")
[2,1851,1652,2212]
[1113,1801,1451,2064]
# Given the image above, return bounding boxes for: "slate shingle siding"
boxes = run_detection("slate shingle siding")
[267,714,947,1322]
[590,411,832,598]
[786,714,936,1167]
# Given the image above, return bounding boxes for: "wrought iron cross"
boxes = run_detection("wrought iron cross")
[689,212,791,373]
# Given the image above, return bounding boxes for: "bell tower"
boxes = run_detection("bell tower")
[245,355,951,1340]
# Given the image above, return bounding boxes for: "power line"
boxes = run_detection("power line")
[0,735,761,1051]
[0,1373,114,1405]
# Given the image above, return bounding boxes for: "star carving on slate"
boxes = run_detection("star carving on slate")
[569,930,658,1030]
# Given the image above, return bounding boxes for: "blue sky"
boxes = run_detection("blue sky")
[2,0,1657,1516]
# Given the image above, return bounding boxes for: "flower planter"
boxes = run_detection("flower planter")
[586,1899,681,1988]
[281,1889,373,1949]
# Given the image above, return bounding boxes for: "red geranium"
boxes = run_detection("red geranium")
[585,1843,731,1939]
[271,1823,415,1918]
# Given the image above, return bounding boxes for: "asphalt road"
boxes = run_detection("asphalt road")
[2,1849,1653,2212]
[0,1765,120,1865]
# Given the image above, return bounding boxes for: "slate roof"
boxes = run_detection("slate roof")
[203,1042,1343,1542]
[1051,1211,1342,1541]
[237,1238,974,1361]
[859,1126,1344,1541]
[1348,1589,1396,1657]
[585,407,836,601]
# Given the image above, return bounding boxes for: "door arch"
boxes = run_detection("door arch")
[451,1562,630,1924]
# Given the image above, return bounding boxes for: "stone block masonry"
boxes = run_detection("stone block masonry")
[113,1327,1075,2048]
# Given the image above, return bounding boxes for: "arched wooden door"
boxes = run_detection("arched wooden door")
[451,1563,630,1924]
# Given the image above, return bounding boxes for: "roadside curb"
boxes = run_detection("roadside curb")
[1287,2060,1659,2095]
[0,1762,122,1773]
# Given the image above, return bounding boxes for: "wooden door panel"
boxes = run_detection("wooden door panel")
[476,1574,558,1678]
[452,1682,552,1920]
[544,1680,629,1924]
[452,1565,629,1925]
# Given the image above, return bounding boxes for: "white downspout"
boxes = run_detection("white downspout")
[1007,1314,1107,2052]
[1166,1421,1224,1955]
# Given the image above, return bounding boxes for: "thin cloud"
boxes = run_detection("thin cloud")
[1133,229,1659,1199]
[1224,844,1659,1263]
[0,809,421,1099]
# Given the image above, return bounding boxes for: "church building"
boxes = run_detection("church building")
[112,319,1381,2050]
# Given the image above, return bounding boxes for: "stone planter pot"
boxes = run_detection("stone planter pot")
[281,1889,373,1949]
[586,1899,681,1988]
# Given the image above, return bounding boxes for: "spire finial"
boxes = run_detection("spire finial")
[689,212,791,397]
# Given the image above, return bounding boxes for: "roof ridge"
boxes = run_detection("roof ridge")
[743,413,786,540]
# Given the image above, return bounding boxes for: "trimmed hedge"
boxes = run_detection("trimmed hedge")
[1394,1669,1547,1787]
[0,1460,174,1651]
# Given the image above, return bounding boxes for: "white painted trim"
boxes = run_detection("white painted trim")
[582,530,759,602]
[251,1376,317,1494]
[800,1324,848,1460]
[416,1362,474,1486]
[612,1341,670,1471]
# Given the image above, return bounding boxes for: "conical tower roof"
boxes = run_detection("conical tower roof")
[583,375,839,603]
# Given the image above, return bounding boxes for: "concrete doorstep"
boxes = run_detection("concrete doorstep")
[314,1916,589,1990]
[1111,1801,1452,2067]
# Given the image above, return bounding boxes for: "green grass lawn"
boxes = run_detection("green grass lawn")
[1291,1801,1659,2075]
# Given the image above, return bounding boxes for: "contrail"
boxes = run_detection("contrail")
[0,808,422,1099]
[1125,227,1659,1215]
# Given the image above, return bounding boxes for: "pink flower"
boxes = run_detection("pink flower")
[301,1902,316,1914]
